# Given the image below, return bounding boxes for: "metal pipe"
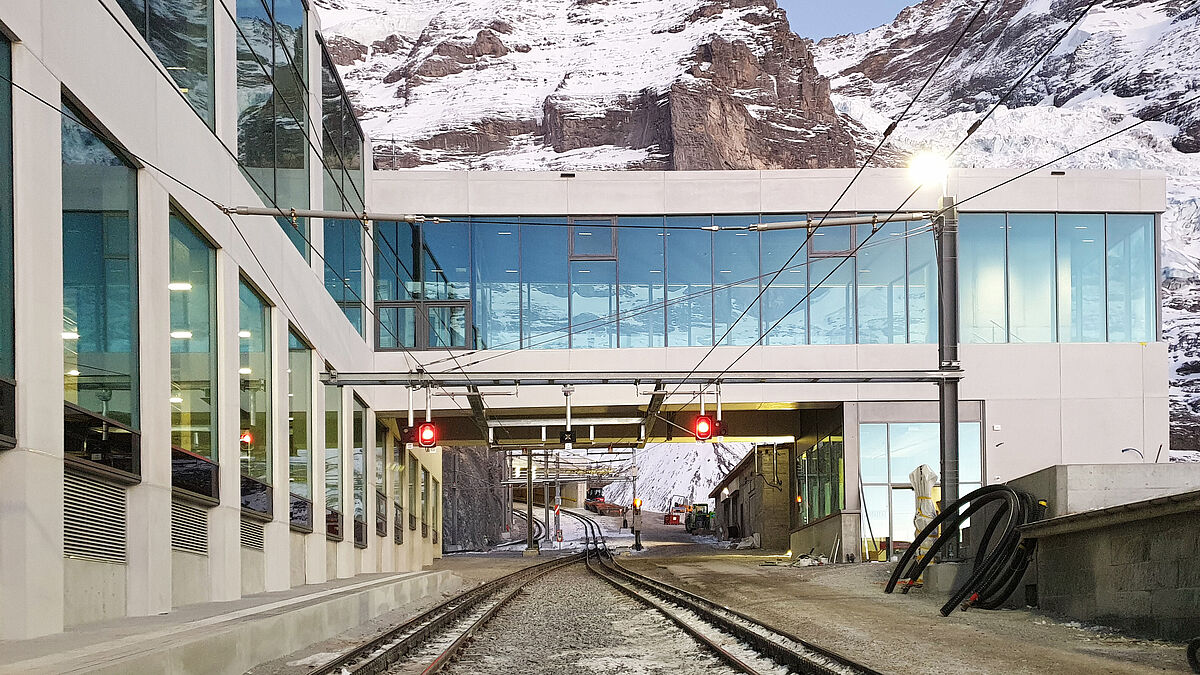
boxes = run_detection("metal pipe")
[323,369,963,387]
[749,211,932,232]
[937,194,961,559]
[229,204,442,224]
[524,448,536,552]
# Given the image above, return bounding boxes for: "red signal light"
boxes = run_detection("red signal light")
[417,422,438,448]
[694,415,713,441]
[240,431,254,445]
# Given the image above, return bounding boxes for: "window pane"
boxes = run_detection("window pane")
[378,306,416,349]
[1007,213,1056,342]
[472,219,520,349]
[1106,214,1156,342]
[666,219,712,347]
[428,305,468,348]
[808,257,854,344]
[375,422,387,487]
[421,467,429,523]
[959,213,1007,343]
[861,485,889,561]
[811,222,851,253]
[888,423,938,481]
[288,332,312,499]
[375,220,419,302]
[859,423,889,484]
[959,421,982,484]
[760,218,808,345]
[62,108,139,428]
[1057,214,1106,342]
[324,384,341,512]
[235,10,275,204]
[147,0,214,128]
[0,39,10,380]
[423,219,471,300]
[617,218,665,348]
[324,219,364,335]
[353,398,366,522]
[714,220,760,346]
[521,220,568,349]
[571,220,614,257]
[408,454,418,515]
[891,487,916,558]
[904,219,937,344]
[856,221,907,344]
[273,0,306,76]
[238,281,271,482]
[169,213,217,459]
[570,260,617,348]
[274,78,308,258]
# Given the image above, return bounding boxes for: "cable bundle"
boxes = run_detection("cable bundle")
[885,485,1046,616]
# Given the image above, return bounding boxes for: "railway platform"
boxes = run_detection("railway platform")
[0,569,457,675]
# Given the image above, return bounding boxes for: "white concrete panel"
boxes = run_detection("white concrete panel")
[371,174,470,214]
[63,559,127,628]
[663,171,760,213]
[960,343,1061,401]
[1060,397,1147,465]
[1057,176,1142,213]
[1142,396,1170,462]
[240,547,266,596]
[1138,175,1168,212]
[953,172,1059,212]
[1141,341,1170,397]
[171,551,210,608]
[760,173,859,214]
[1058,343,1144,399]
[470,174,569,214]
[566,173,666,214]
[982,398,1063,482]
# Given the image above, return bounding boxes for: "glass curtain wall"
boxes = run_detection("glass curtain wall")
[117,0,214,127]
[906,219,937,344]
[62,102,140,475]
[1106,214,1156,342]
[471,219,520,349]
[324,218,365,334]
[408,453,419,529]
[375,422,388,536]
[521,219,569,349]
[856,221,907,343]
[0,37,11,439]
[235,0,309,258]
[169,213,217,461]
[421,466,430,534]
[1057,214,1106,342]
[959,214,1007,343]
[288,331,312,518]
[616,217,665,348]
[352,396,367,546]
[324,383,342,537]
[714,218,760,346]
[859,422,982,561]
[666,219,713,347]
[238,281,271,487]
[794,434,845,526]
[760,216,808,345]
[1006,214,1056,342]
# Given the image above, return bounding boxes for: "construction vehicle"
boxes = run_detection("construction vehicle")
[686,503,712,534]
[584,486,622,516]
[664,495,689,525]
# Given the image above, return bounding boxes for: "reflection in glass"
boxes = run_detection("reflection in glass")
[429,305,469,348]
[907,220,937,344]
[888,423,939,479]
[666,220,712,347]
[238,281,271,482]
[959,213,1007,343]
[714,220,759,346]
[62,106,139,428]
[1106,214,1155,343]
[570,260,616,348]
[571,220,614,257]
[811,223,851,253]
[859,423,889,484]
[235,1,275,204]
[521,221,569,349]
[0,38,9,381]
[1007,214,1055,342]
[118,0,214,128]
[375,422,387,488]
[325,219,364,334]
[617,218,665,348]
[472,219,520,349]
[325,384,341,513]
[408,453,418,520]
[760,217,808,346]
[808,257,854,344]
[288,331,311,499]
[169,213,216,458]
[421,467,430,523]
[856,221,907,344]
[353,397,366,522]
[374,220,419,302]
[1057,214,1106,342]
[378,306,416,349]
[861,485,889,561]
[423,219,471,300]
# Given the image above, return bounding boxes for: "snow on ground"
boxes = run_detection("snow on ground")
[602,442,752,513]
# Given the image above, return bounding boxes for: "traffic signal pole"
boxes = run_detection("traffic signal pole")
[936,195,961,559]
[525,447,537,554]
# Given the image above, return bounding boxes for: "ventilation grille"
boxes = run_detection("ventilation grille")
[64,471,127,564]
[240,518,265,550]
[172,501,208,555]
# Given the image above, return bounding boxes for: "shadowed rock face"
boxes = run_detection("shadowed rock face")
[315,0,856,170]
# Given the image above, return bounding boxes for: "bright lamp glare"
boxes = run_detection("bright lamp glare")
[908,151,949,186]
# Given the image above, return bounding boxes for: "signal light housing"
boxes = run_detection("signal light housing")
[694,415,714,441]
[416,421,438,448]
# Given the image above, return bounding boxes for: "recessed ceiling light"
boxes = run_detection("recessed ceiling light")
[66,369,80,377]
[62,331,80,340]
[170,330,193,339]
[168,282,193,291]
[238,330,252,338]
[169,396,184,404]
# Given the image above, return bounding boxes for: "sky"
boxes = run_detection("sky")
[777,0,916,38]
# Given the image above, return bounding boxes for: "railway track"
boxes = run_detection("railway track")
[564,509,880,675]
[509,508,546,541]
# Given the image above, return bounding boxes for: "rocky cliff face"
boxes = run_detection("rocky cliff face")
[312,0,855,169]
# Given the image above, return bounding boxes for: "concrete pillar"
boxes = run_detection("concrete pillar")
[305,352,328,584]
[209,251,242,601]
[0,45,65,640]
[335,386,354,578]
[125,176,173,617]
[263,305,290,592]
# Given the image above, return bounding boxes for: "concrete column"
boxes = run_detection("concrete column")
[125,175,173,617]
[360,407,377,574]
[263,306,290,591]
[305,351,328,584]
[335,386,354,578]
[209,251,242,601]
[0,46,65,640]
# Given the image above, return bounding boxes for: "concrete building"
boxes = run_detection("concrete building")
[0,1,443,641]
[709,442,793,550]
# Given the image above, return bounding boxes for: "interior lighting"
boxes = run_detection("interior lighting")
[170,330,193,339]
[505,269,519,274]
[168,282,193,291]
[239,367,252,375]
[169,396,184,404]
[908,151,949,187]
[238,330,252,338]
[62,331,80,340]
[66,369,80,377]
[497,231,512,236]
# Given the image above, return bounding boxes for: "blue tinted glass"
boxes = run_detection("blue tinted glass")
[1007,214,1056,342]
[1056,214,1106,342]
[1106,214,1155,342]
[521,220,568,349]
[808,257,854,344]
[959,213,1007,343]
[429,306,468,348]
[760,216,808,345]
[859,423,889,483]
[471,219,520,349]
[324,219,364,335]
[571,220,614,257]
[378,306,416,349]
[238,281,271,482]
[62,109,139,428]
[325,385,341,512]
[617,218,665,348]
[856,220,907,344]
[169,213,217,459]
[353,398,366,521]
[811,222,851,252]
[906,219,937,344]
[888,423,939,480]
[273,0,306,75]
[422,218,470,300]
[861,485,889,561]
[146,0,215,128]
[959,421,982,483]
[714,218,759,346]
[666,218,712,347]
[571,260,617,348]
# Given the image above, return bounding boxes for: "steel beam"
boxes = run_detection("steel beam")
[323,369,963,388]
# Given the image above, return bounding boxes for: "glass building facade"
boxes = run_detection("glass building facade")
[238,281,271,485]
[374,213,1157,350]
[116,0,215,128]
[0,37,13,386]
[324,383,343,538]
[169,212,217,460]
[352,396,367,546]
[288,331,312,499]
[235,0,309,257]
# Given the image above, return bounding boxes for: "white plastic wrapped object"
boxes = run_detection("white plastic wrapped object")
[909,464,939,568]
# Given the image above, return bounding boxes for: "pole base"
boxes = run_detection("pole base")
[523,548,540,557]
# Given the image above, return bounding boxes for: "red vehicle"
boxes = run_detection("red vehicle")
[585,487,622,516]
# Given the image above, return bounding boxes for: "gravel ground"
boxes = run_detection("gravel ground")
[441,564,740,675]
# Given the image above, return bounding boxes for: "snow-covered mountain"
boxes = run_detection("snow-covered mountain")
[314,0,1200,448]
[602,442,752,512]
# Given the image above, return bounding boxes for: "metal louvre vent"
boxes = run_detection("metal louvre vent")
[240,518,265,550]
[64,471,127,564]
[172,501,208,555]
